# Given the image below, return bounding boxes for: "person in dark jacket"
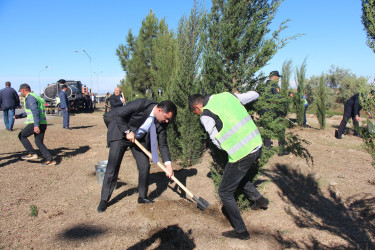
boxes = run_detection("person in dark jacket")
[0,81,20,131]
[15,84,56,165]
[97,98,177,213]
[109,87,126,110]
[59,84,71,129]
[335,93,366,139]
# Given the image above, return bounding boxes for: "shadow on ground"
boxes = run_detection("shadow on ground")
[127,224,195,250]
[0,145,90,167]
[148,168,198,200]
[57,224,107,241]
[71,125,95,130]
[264,163,374,249]
[108,168,198,208]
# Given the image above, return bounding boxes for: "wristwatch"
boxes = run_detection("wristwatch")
[125,129,131,134]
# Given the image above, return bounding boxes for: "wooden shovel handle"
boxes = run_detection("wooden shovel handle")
[134,139,194,198]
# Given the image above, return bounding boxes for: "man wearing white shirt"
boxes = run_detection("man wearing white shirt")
[98,98,177,212]
[188,90,269,240]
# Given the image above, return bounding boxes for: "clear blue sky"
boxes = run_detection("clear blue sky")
[0,0,374,95]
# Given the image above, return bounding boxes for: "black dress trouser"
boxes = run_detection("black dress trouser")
[18,123,53,161]
[100,139,151,201]
[338,103,360,136]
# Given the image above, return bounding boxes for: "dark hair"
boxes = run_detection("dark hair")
[5,81,11,87]
[157,100,177,118]
[61,84,68,89]
[19,83,31,91]
[188,94,205,111]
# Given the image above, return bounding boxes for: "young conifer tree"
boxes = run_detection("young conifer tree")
[116,11,166,97]
[362,0,375,53]
[281,59,293,116]
[167,0,205,166]
[315,74,327,129]
[294,58,307,126]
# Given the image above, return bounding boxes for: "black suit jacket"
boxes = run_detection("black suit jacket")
[104,99,171,162]
[109,95,124,110]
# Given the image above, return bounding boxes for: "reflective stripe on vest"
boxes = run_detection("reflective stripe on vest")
[202,92,262,162]
[24,92,47,124]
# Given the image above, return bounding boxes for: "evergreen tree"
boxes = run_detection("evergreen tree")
[315,74,327,129]
[362,0,375,53]
[202,0,297,94]
[150,20,177,102]
[294,58,307,126]
[167,0,205,166]
[281,59,293,115]
[116,10,168,97]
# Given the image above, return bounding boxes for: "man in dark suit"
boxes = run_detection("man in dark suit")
[109,87,126,110]
[97,98,177,212]
[335,92,370,139]
[59,84,71,130]
[0,81,20,131]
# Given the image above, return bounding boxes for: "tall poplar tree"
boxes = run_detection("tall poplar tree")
[315,74,327,129]
[294,58,307,126]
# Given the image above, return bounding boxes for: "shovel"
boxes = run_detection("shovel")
[134,139,210,211]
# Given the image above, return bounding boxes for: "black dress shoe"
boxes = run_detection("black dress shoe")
[222,230,250,240]
[335,130,342,139]
[251,196,269,210]
[97,200,108,212]
[138,197,154,204]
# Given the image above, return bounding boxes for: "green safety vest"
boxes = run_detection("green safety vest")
[24,92,47,125]
[202,92,262,162]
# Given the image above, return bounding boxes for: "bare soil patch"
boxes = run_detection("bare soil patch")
[0,105,374,249]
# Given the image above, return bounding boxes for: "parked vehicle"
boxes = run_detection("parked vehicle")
[41,79,87,114]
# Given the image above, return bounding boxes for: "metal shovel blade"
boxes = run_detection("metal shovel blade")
[193,196,211,211]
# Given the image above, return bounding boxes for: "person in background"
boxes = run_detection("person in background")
[188,91,269,241]
[0,81,20,131]
[104,92,111,113]
[59,83,71,130]
[90,93,96,110]
[302,92,309,126]
[109,87,126,110]
[15,84,56,165]
[335,92,372,139]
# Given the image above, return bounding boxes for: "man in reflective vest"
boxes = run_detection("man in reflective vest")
[188,91,269,240]
[15,83,56,165]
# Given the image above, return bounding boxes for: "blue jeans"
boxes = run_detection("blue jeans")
[3,109,15,130]
[62,108,70,128]
[303,104,308,126]
[219,147,262,233]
